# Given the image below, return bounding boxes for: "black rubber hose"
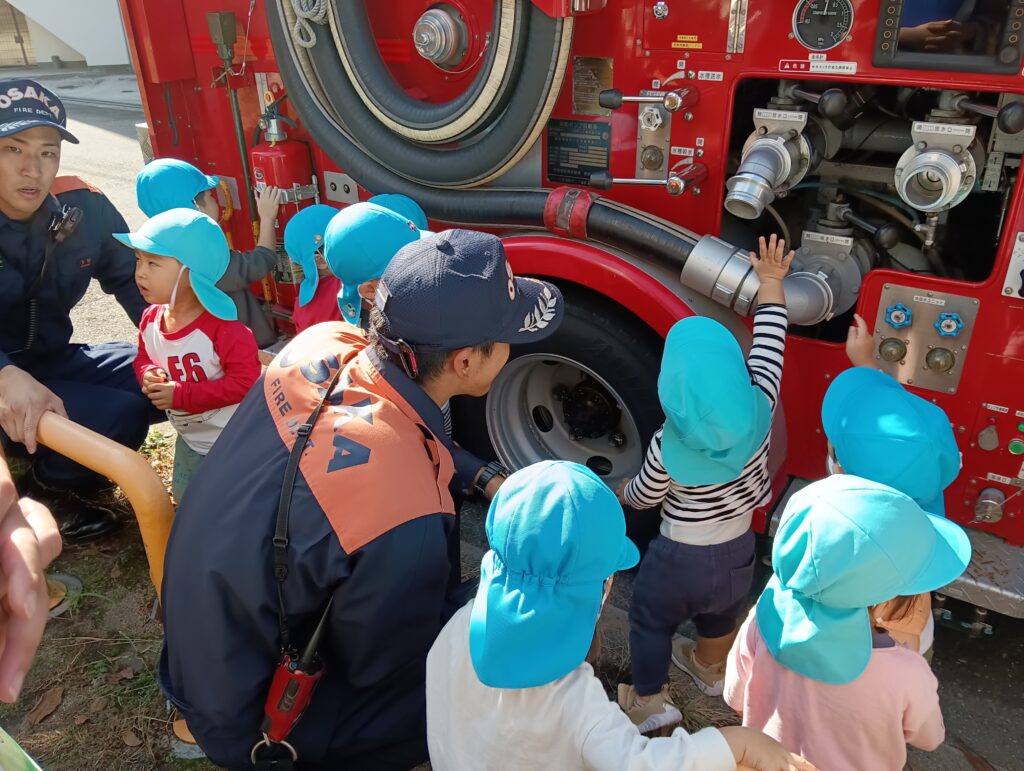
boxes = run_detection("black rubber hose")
[298,1,565,186]
[266,0,696,268]
[333,0,528,134]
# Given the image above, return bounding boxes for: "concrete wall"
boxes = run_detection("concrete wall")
[23,16,83,65]
[9,0,128,66]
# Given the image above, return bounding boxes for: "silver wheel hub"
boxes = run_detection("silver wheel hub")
[486,354,645,483]
[413,7,467,67]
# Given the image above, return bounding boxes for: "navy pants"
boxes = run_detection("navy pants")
[1,343,153,489]
[629,529,756,695]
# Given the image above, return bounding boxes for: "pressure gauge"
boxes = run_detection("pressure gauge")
[792,0,854,52]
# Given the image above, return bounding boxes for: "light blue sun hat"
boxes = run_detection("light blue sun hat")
[756,473,971,685]
[368,193,429,230]
[283,204,338,307]
[822,367,961,516]
[657,316,772,485]
[114,208,235,320]
[136,158,219,218]
[323,202,430,325]
[469,461,640,689]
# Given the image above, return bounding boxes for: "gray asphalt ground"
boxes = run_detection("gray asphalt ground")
[63,101,1024,771]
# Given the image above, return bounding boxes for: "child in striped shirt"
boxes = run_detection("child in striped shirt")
[617,235,793,730]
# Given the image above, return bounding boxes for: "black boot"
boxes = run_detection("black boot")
[22,470,122,543]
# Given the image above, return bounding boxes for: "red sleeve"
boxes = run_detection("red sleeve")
[133,305,162,385]
[171,319,261,413]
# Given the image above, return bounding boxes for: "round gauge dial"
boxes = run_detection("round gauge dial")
[792,0,854,52]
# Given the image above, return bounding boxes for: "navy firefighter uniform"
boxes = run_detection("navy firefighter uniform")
[0,176,151,487]
[160,229,566,770]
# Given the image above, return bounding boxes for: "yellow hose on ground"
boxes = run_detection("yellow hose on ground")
[35,413,174,598]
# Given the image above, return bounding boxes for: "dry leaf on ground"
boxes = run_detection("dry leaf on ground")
[88,696,107,713]
[73,715,89,726]
[106,667,135,685]
[121,730,142,747]
[26,686,63,725]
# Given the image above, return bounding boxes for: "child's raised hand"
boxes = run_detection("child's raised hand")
[721,726,819,771]
[845,313,878,369]
[614,478,630,507]
[146,381,176,411]
[750,235,795,284]
[256,185,283,223]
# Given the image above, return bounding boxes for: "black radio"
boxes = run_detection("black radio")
[874,0,1024,75]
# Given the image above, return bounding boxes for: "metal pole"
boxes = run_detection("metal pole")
[9,7,28,67]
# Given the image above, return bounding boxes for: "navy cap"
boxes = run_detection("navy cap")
[0,80,78,144]
[376,229,563,351]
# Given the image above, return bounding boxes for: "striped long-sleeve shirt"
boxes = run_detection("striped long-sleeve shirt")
[623,304,788,546]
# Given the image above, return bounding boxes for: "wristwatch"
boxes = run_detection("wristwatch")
[474,461,511,497]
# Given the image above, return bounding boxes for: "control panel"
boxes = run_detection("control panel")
[1006,232,1024,300]
[871,285,980,394]
[874,0,1024,74]
[968,402,1024,530]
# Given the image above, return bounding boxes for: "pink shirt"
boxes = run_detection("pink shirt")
[724,610,945,771]
[292,275,343,333]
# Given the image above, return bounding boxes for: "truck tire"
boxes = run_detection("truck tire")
[451,287,666,544]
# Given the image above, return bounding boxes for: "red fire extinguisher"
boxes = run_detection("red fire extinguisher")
[249,95,319,316]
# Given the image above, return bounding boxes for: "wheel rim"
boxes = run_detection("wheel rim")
[486,354,645,481]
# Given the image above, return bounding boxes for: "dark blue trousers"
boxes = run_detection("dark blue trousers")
[629,529,756,695]
[2,343,154,489]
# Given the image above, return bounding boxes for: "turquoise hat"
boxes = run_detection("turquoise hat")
[114,209,236,320]
[657,317,772,485]
[757,474,971,685]
[822,368,960,516]
[368,193,429,230]
[136,158,218,218]
[323,202,430,326]
[469,461,640,689]
[284,205,338,307]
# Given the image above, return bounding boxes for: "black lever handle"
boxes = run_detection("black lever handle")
[956,96,1024,135]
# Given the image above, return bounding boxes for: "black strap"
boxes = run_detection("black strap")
[272,366,344,651]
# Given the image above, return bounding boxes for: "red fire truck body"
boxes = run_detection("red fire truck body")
[118,0,1024,622]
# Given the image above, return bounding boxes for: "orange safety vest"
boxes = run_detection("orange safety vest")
[262,322,457,553]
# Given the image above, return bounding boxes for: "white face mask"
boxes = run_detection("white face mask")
[826,453,838,476]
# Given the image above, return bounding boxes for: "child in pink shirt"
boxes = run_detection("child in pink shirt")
[724,474,971,771]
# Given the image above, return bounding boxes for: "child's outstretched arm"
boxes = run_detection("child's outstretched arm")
[619,430,673,509]
[720,727,818,771]
[750,235,795,307]
[255,185,283,251]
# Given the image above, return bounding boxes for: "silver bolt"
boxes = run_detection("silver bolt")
[696,148,705,157]
[916,141,928,151]
[953,144,964,154]
[684,111,694,121]
[653,1,669,19]
[693,186,702,196]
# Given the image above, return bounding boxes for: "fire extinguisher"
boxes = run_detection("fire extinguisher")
[249,95,319,315]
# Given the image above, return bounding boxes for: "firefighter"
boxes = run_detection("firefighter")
[159,229,564,770]
[0,79,152,541]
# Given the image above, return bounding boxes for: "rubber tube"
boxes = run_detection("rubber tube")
[281,0,570,187]
[35,413,174,599]
[333,0,528,139]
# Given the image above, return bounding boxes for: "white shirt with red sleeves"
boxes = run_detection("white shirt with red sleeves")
[134,304,261,455]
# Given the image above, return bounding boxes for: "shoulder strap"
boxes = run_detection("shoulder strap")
[271,365,345,650]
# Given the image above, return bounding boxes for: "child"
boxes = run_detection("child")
[725,474,971,771]
[426,460,816,771]
[282,204,339,333]
[827,319,963,656]
[617,236,793,724]
[325,199,430,326]
[117,209,261,502]
[135,158,282,348]
[288,196,429,329]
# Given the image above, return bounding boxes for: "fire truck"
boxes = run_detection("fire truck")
[118,0,1024,628]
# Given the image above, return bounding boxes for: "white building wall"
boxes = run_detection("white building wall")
[9,0,128,66]
[23,16,84,65]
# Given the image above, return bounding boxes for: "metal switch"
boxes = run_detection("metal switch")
[977,424,1000,452]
